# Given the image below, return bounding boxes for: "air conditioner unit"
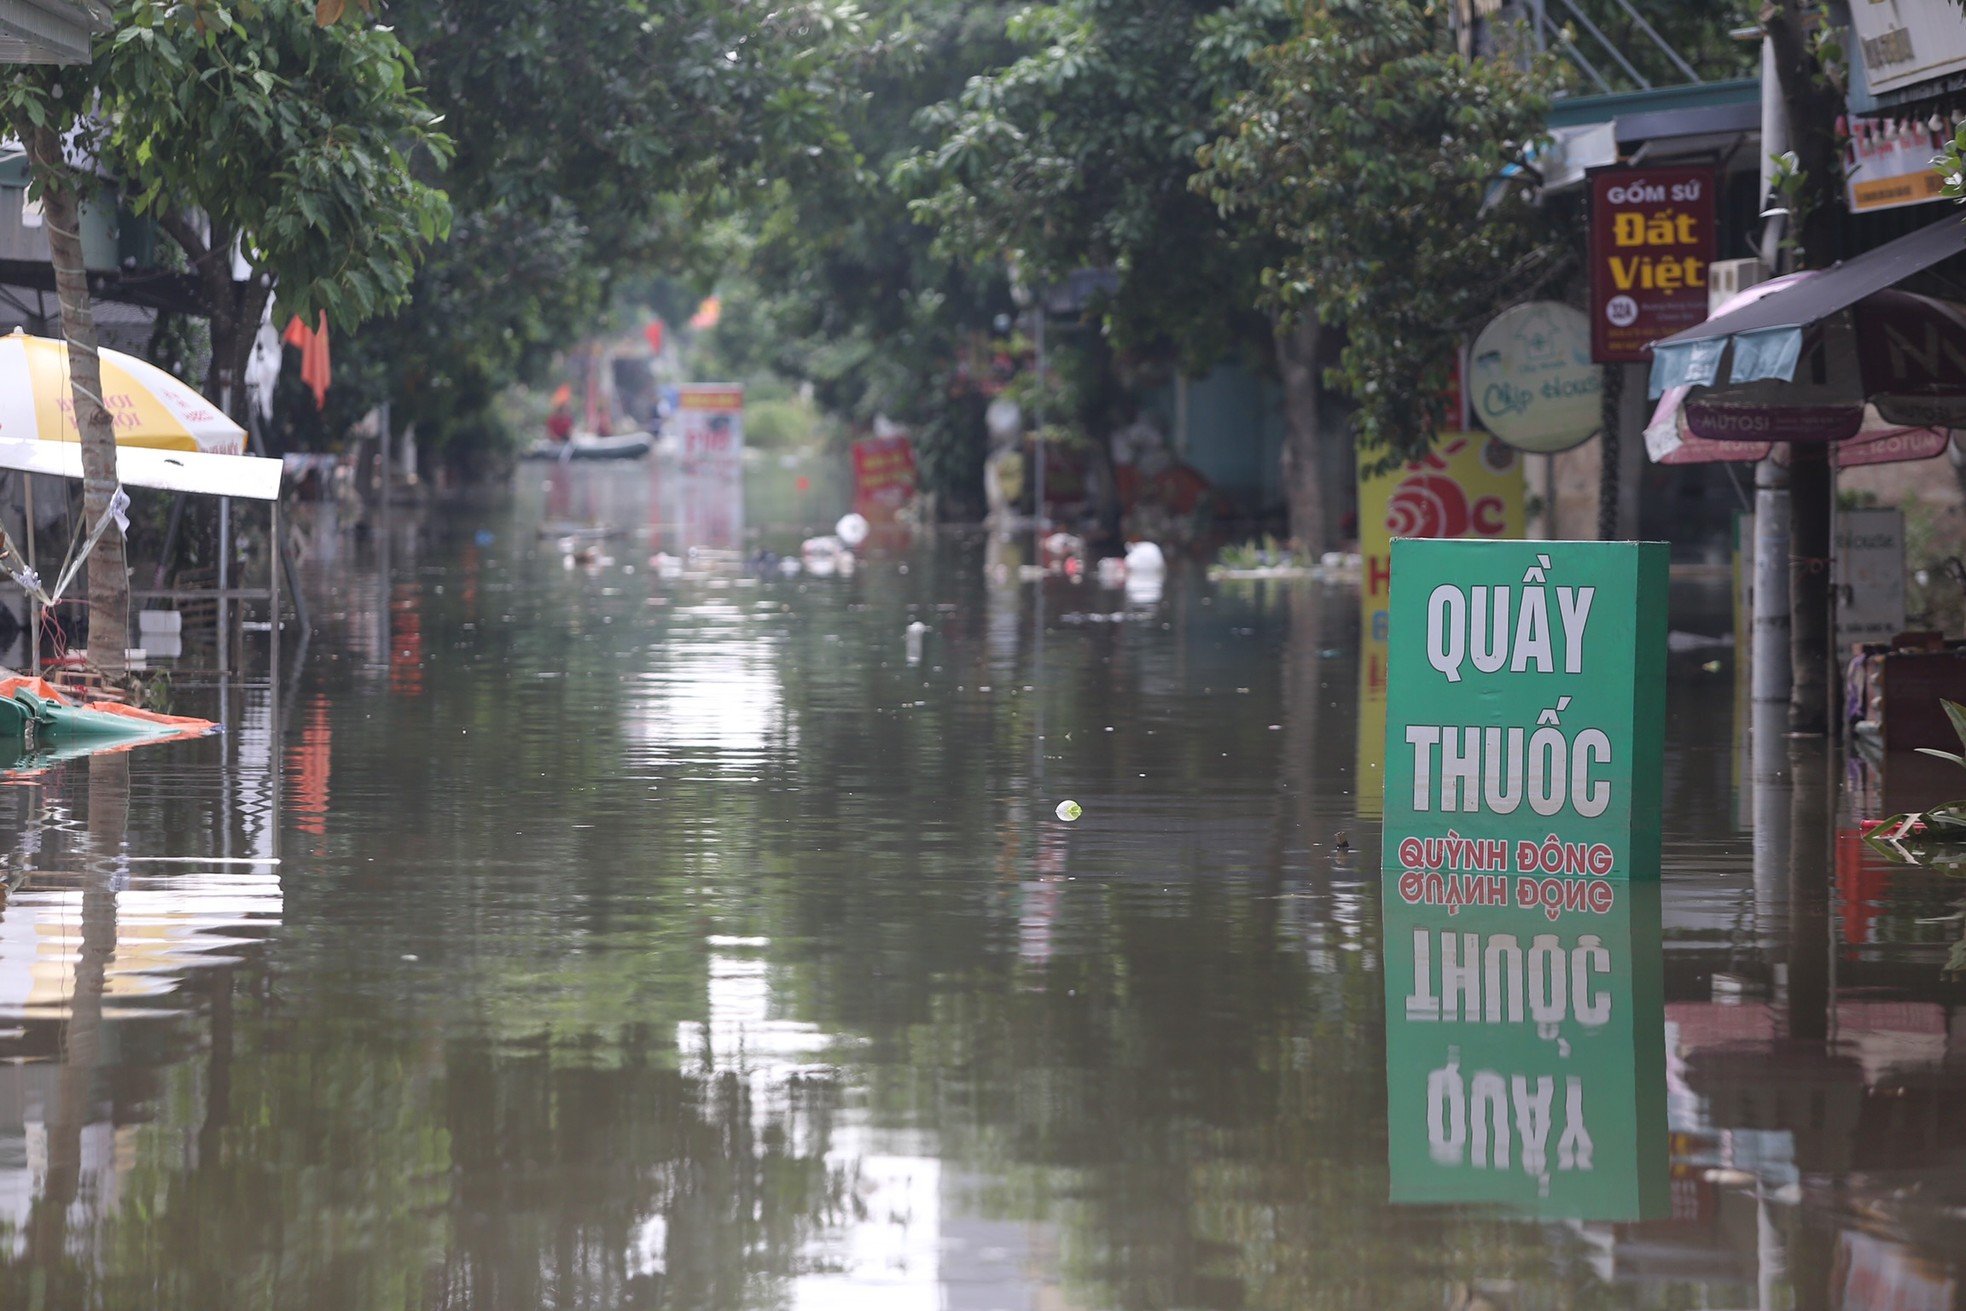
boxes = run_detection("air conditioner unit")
[1709,258,1769,316]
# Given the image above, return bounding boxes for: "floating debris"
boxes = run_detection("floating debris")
[1055,800,1082,822]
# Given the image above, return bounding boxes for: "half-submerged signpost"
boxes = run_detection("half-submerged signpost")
[1380,539,1670,1221]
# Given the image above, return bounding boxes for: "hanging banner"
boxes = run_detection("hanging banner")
[1589,166,1717,363]
[1846,118,1948,213]
[1380,539,1668,884]
[675,384,744,469]
[1356,435,1526,819]
[1470,302,1602,453]
[1382,878,1668,1219]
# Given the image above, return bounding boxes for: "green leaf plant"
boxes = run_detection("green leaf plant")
[1864,700,1966,871]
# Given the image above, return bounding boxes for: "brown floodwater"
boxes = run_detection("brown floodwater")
[1,458,1961,1310]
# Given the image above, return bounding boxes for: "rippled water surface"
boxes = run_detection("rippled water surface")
[2,460,1962,1309]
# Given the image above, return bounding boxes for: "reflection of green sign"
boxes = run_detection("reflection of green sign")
[1381,539,1667,886]
[1382,879,1667,1220]
[1470,302,1602,453]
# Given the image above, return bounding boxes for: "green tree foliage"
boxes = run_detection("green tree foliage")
[4,1,454,414]
[1195,0,1557,466]
[327,0,868,457]
[899,0,1359,543]
[101,0,452,412]
[899,0,1294,381]
[677,2,1022,513]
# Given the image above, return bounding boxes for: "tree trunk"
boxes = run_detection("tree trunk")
[160,209,272,425]
[216,277,273,425]
[1276,314,1327,555]
[18,122,128,684]
[1764,0,1844,735]
[1763,2,1843,271]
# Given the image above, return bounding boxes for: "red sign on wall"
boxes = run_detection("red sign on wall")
[1589,166,1717,363]
[851,434,918,509]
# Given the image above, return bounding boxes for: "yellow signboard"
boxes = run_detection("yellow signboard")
[1356,433,1527,819]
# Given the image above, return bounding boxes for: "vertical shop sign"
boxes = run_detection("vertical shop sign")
[676,384,745,470]
[1589,167,1717,363]
[1381,540,1668,883]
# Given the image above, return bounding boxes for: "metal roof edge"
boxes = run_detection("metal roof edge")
[0,0,110,65]
[1546,78,1762,131]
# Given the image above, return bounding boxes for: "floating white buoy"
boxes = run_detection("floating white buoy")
[836,512,870,547]
[1124,540,1165,576]
[1055,800,1082,822]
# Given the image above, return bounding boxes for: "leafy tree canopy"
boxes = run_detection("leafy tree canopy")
[898,0,1296,373]
[1195,0,1558,465]
[96,0,452,327]
[689,0,1025,510]
[330,0,873,453]
[2,0,453,408]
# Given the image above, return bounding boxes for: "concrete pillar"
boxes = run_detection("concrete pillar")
[1753,456,1793,705]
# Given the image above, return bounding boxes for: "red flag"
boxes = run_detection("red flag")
[283,313,332,410]
[644,319,665,354]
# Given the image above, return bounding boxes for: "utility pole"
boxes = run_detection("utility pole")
[1749,35,1793,712]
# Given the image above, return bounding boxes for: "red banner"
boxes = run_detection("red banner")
[1589,166,1717,363]
[851,434,918,509]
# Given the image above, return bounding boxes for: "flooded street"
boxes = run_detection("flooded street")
[3,460,1963,1310]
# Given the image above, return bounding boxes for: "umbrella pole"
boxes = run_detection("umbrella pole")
[270,498,281,690]
[218,496,230,677]
[25,477,38,680]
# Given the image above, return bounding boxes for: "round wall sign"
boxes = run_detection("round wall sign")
[1469,302,1603,454]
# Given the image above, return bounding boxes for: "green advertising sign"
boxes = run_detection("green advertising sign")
[1381,539,1668,890]
[1381,879,1668,1220]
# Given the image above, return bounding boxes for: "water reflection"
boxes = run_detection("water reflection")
[1382,879,1668,1221]
[2,461,1965,1306]
[625,604,784,766]
[0,695,284,1278]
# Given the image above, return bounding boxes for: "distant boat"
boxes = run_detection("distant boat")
[520,431,655,462]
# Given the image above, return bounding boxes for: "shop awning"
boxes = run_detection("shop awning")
[1648,216,1966,398]
[0,439,283,500]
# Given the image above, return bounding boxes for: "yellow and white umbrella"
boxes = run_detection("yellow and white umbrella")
[0,327,246,454]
